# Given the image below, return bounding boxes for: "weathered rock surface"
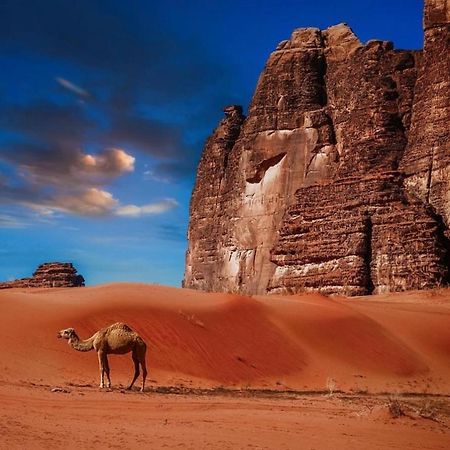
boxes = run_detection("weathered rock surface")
[184,105,245,291]
[0,263,85,289]
[270,173,448,296]
[400,0,450,237]
[184,0,450,296]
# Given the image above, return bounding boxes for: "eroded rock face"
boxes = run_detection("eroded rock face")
[0,262,85,289]
[400,0,450,236]
[184,0,450,296]
[184,106,245,291]
[270,174,448,296]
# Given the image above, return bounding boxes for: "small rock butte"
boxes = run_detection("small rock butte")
[0,262,85,289]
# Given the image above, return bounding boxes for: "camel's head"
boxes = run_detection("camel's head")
[57,327,76,340]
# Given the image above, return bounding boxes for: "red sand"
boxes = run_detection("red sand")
[1,284,449,449]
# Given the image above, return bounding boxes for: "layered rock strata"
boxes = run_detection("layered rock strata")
[401,0,450,236]
[0,262,85,289]
[184,0,450,296]
[270,173,448,295]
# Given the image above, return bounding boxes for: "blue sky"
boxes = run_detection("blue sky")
[0,0,424,286]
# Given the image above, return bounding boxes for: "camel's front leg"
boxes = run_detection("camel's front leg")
[98,351,105,388]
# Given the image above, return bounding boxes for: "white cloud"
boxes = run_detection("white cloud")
[57,188,119,216]
[24,188,119,217]
[78,148,135,176]
[115,198,179,217]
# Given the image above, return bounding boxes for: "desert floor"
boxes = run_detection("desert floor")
[1,284,449,449]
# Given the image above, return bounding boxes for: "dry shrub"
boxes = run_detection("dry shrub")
[387,397,406,418]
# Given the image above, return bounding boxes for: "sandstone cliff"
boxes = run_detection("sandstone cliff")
[0,262,85,289]
[185,0,450,296]
[401,0,450,236]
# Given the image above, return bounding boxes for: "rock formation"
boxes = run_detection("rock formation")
[0,262,85,289]
[401,0,450,236]
[184,0,450,296]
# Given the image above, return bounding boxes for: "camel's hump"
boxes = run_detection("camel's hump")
[109,322,133,332]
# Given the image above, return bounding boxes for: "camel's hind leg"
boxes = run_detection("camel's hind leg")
[127,351,140,390]
[140,357,147,392]
[138,342,147,392]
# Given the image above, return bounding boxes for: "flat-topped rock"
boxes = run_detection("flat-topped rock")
[0,262,85,289]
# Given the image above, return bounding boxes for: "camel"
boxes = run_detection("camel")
[57,322,147,391]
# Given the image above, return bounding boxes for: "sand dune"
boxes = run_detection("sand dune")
[1,283,449,393]
[1,284,450,449]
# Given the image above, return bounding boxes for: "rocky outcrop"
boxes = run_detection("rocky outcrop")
[270,173,448,295]
[400,0,450,236]
[184,0,450,296]
[184,106,245,291]
[0,262,85,289]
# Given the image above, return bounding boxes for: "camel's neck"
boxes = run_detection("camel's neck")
[69,332,95,352]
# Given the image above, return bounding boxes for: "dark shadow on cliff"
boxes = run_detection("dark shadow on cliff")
[432,210,450,286]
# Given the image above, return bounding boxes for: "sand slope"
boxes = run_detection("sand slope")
[1,283,449,392]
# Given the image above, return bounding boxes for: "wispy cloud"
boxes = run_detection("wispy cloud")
[31,188,119,217]
[115,198,179,217]
[21,189,179,219]
[56,77,91,98]
[143,169,171,183]
[0,213,27,228]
